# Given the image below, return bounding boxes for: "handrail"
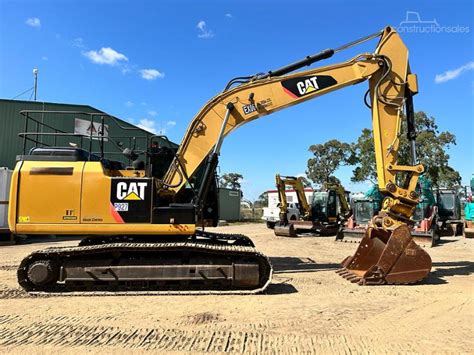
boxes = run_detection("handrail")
[17,109,178,174]
[19,110,151,160]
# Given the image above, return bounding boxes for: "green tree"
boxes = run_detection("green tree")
[351,111,461,188]
[306,139,354,185]
[219,173,243,190]
[298,176,312,188]
[351,128,377,183]
[254,191,268,208]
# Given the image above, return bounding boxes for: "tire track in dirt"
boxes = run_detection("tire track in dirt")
[0,320,437,353]
[0,287,33,299]
[0,314,21,325]
[0,264,18,271]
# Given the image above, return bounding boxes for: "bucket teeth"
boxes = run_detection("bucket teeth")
[346,274,359,282]
[335,268,361,283]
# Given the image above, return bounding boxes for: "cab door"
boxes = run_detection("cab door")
[326,190,337,220]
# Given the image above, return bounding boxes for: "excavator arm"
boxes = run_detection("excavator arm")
[275,174,312,223]
[161,26,431,285]
[163,27,422,227]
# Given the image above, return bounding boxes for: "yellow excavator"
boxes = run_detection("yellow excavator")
[10,26,432,293]
[273,175,351,238]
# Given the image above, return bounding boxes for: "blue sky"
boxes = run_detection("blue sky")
[1,0,473,200]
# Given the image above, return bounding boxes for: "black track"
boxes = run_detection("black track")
[17,232,272,295]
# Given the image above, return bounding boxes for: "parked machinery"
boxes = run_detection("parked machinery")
[338,185,383,242]
[436,188,463,237]
[411,177,440,247]
[339,177,440,247]
[273,174,351,238]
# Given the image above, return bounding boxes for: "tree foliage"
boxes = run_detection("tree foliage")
[351,128,376,183]
[298,176,312,188]
[219,173,243,190]
[351,111,460,188]
[254,191,268,208]
[306,139,354,185]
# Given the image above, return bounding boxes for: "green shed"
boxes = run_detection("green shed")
[0,99,177,169]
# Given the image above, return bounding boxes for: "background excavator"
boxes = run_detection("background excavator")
[339,177,441,247]
[10,26,432,293]
[338,185,383,241]
[436,187,464,237]
[273,175,351,238]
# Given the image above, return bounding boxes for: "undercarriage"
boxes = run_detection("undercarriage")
[17,231,273,295]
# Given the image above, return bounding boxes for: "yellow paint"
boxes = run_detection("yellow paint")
[16,161,84,224]
[15,223,195,235]
[81,162,115,224]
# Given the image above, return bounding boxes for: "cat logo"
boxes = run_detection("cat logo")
[296,76,319,95]
[116,182,148,201]
[281,75,338,98]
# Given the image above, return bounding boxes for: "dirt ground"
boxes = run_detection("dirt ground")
[0,223,473,354]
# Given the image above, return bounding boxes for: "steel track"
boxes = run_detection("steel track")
[18,232,273,296]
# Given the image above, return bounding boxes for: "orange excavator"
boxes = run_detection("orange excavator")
[10,26,431,293]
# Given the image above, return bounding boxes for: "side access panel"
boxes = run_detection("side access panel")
[81,162,153,224]
[16,161,84,224]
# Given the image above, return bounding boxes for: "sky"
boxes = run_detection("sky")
[0,0,473,200]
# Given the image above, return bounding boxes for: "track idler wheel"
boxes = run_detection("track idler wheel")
[26,260,59,288]
[337,224,432,285]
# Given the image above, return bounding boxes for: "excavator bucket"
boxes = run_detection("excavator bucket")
[338,224,432,285]
[274,223,297,238]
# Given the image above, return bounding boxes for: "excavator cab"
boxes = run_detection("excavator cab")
[311,189,341,223]
[338,199,378,241]
[354,200,376,225]
[436,188,463,236]
[311,191,329,223]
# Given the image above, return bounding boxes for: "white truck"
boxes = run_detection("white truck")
[262,202,300,229]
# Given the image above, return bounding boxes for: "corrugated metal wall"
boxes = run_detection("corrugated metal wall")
[218,188,241,221]
[0,99,177,169]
